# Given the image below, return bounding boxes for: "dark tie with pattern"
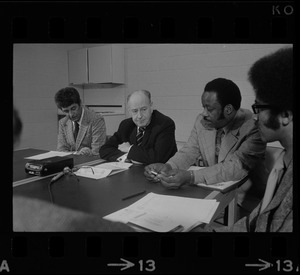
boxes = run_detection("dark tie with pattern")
[215,128,224,164]
[136,127,146,146]
[74,121,79,141]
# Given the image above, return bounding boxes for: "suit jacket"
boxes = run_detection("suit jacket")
[99,110,177,164]
[167,109,267,188]
[57,107,106,156]
[13,196,134,232]
[214,159,293,232]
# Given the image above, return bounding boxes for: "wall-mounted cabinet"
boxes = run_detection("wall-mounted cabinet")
[68,45,125,85]
[68,48,88,85]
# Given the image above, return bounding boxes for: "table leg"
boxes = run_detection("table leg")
[227,189,237,227]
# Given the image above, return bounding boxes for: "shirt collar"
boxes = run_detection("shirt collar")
[77,106,84,125]
[221,112,237,135]
[137,114,152,132]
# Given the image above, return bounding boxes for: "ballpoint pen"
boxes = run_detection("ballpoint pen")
[122,190,146,201]
[150,170,158,176]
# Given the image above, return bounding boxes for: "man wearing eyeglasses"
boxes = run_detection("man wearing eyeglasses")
[99,90,177,164]
[145,78,267,210]
[55,87,106,156]
[240,47,293,232]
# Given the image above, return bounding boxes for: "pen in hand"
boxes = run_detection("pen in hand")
[122,190,146,201]
[150,170,158,176]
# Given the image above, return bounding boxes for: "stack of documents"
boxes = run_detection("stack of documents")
[74,162,132,179]
[103,192,219,232]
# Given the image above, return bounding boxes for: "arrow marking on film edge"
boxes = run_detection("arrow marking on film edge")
[245,258,273,271]
[107,258,135,271]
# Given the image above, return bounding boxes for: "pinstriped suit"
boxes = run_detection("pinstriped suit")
[57,107,106,156]
[99,110,177,164]
[167,109,267,197]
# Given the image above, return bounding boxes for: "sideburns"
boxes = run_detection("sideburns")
[265,113,280,130]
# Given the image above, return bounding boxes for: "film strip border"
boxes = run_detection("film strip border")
[1,234,298,273]
[0,2,294,42]
[2,1,296,274]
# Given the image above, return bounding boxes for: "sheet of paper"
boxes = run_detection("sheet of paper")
[25,151,72,160]
[93,162,133,176]
[117,153,128,162]
[188,166,243,192]
[74,167,112,179]
[196,180,240,191]
[103,208,145,223]
[128,211,183,232]
[103,192,219,232]
[187,166,206,171]
[131,193,219,230]
[95,162,132,170]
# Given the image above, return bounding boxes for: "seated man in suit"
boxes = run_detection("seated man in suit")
[100,90,177,164]
[13,106,134,232]
[55,87,106,156]
[145,78,267,208]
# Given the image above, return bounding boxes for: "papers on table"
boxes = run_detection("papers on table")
[25,151,72,160]
[74,162,133,180]
[188,166,244,192]
[196,180,242,192]
[103,192,219,232]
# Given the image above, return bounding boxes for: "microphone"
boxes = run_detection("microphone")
[50,167,71,184]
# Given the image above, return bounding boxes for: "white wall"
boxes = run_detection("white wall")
[13,44,83,150]
[14,43,290,150]
[124,44,291,143]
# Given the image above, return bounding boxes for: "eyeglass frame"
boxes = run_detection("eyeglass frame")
[251,103,276,114]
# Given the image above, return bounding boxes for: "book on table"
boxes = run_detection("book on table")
[74,162,133,179]
[103,192,219,232]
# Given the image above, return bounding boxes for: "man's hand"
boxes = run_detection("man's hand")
[144,163,172,182]
[118,142,131,153]
[157,169,191,189]
[76,147,91,156]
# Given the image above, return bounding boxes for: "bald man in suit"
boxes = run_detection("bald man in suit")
[100,90,177,164]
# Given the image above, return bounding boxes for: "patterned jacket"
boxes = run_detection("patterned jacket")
[57,107,106,156]
[167,109,267,188]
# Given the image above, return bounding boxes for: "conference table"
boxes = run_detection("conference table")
[13,148,243,231]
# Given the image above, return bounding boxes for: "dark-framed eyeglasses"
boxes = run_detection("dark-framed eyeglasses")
[251,104,274,114]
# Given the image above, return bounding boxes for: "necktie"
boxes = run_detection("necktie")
[215,128,225,164]
[260,150,285,214]
[74,121,79,141]
[136,127,146,146]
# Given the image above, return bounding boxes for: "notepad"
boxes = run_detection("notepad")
[188,166,245,192]
[103,192,219,232]
[25,151,72,160]
[196,180,242,192]
[74,162,132,179]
